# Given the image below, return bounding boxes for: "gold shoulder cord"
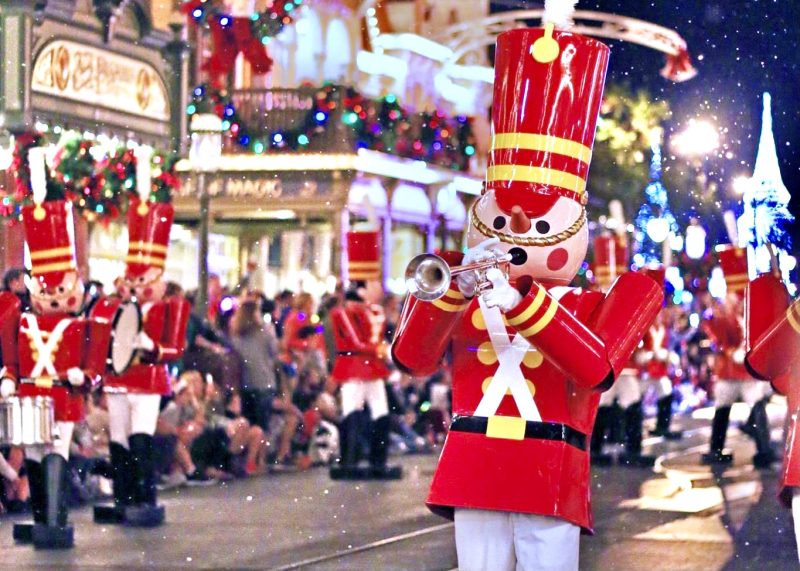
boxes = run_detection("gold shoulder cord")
[470,199,587,247]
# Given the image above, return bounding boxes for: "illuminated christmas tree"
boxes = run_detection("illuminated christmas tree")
[737,92,794,285]
[634,143,678,264]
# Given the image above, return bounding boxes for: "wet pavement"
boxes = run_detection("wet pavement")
[0,402,796,570]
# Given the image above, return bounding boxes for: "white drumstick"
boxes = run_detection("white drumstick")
[27,147,48,205]
[135,146,153,203]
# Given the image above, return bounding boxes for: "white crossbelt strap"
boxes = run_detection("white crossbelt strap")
[25,315,74,378]
[474,297,541,422]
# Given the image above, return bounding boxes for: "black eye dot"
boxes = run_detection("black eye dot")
[493,216,506,230]
[535,220,551,234]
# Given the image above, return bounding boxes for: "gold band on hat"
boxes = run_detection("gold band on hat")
[487,165,587,196]
[492,133,592,164]
[30,246,74,261]
[125,254,166,267]
[31,260,76,274]
[128,241,168,254]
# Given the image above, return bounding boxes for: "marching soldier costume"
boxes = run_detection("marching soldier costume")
[0,198,112,549]
[590,236,667,467]
[746,272,800,552]
[701,245,774,468]
[329,230,401,480]
[93,195,190,527]
[392,23,662,571]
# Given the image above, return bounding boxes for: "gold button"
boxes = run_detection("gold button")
[476,342,497,365]
[471,309,486,330]
[523,350,544,369]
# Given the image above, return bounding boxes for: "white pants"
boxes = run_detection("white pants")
[26,421,73,462]
[340,379,389,420]
[454,508,580,571]
[599,374,672,408]
[107,393,161,448]
[714,380,770,408]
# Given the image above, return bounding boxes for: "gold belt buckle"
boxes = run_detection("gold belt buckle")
[486,415,526,441]
[34,376,54,389]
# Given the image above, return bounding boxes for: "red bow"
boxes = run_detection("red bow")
[204,16,273,78]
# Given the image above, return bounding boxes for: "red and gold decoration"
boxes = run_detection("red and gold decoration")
[716,244,749,297]
[2,133,179,224]
[180,0,303,80]
[187,83,477,171]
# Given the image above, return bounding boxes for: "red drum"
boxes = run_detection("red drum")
[89,297,142,375]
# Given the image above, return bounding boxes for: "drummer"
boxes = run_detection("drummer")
[0,187,112,549]
[92,155,190,528]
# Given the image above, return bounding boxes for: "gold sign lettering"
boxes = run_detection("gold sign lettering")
[32,40,169,121]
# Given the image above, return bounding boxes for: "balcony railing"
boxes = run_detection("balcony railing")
[223,85,476,173]
[227,86,355,154]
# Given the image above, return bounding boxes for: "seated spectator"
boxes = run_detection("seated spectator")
[204,384,269,476]
[282,293,326,376]
[155,373,216,487]
[69,393,114,502]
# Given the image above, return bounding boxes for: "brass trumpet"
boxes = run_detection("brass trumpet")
[405,252,513,301]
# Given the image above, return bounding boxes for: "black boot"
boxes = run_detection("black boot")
[368,416,402,480]
[125,434,164,527]
[619,402,656,467]
[609,402,625,444]
[330,412,366,480]
[590,406,614,467]
[31,454,73,549]
[749,401,776,469]
[94,442,134,524]
[13,459,44,543]
[701,406,734,465]
[651,395,683,440]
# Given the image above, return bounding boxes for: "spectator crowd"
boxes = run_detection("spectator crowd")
[0,268,776,513]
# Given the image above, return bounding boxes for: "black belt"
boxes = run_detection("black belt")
[450,415,587,451]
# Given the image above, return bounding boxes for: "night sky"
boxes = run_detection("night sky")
[490,0,800,252]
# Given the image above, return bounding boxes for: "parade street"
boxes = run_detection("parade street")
[0,404,794,571]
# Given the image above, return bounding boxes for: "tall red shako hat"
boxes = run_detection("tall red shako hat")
[487,23,610,218]
[125,195,174,283]
[21,147,79,291]
[22,200,79,290]
[592,234,628,290]
[716,244,748,298]
[345,231,380,282]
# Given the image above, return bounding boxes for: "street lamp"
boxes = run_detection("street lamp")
[671,118,721,203]
[189,113,223,318]
[671,119,720,159]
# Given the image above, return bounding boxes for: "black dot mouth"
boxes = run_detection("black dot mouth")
[509,247,528,266]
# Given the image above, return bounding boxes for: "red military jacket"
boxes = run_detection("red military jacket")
[702,309,750,382]
[104,296,190,395]
[642,323,670,379]
[330,301,389,383]
[746,275,799,505]
[392,257,661,532]
[0,292,111,422]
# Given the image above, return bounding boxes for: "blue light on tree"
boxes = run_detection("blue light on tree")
[634,143,679,264]
[737,92,794,283]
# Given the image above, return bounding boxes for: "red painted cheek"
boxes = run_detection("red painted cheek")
[67,296,77,308]
[144,287,153,298]
[546,248,569,271]
[34,302,43,313]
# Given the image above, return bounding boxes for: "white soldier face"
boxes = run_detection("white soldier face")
[130,268,167,303]
[466,190,587,287]
[29,271,85,314]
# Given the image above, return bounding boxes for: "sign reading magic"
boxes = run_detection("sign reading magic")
[32,40,169,121]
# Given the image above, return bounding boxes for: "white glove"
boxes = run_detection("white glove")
[0,379,15,398]
[457,238,504,297]
[136,331,156,352]
[66,367,85,387]
[732,348,746,365]
[482,268,522,312]
[656,347,669,361]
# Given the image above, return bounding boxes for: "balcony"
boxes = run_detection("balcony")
[216,85,476,173]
